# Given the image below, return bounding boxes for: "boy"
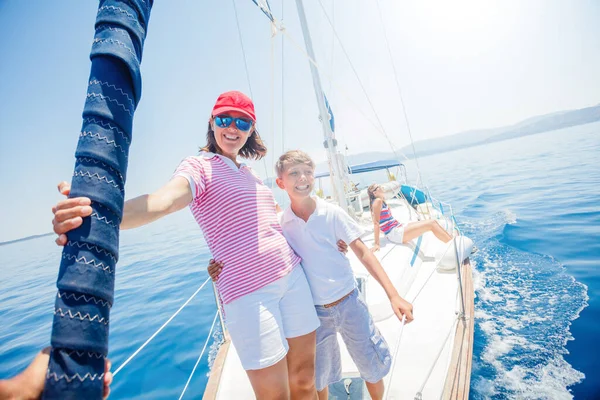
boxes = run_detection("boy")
[210,150,413,400]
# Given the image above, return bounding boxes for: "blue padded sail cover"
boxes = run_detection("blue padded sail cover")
[43,1,153,398]
[400,184,428,206]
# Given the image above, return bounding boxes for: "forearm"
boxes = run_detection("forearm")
[0,376,34,400]
[362,252,399,299]
[352,240,399,300]
[121,193,177,229]
[120,177,192,230]
[0,378,17,399]
[373,223,380,246]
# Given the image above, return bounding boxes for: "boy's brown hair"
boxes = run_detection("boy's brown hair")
[275,150,315,178]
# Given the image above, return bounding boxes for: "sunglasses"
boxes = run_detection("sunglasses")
[214,115,253,132]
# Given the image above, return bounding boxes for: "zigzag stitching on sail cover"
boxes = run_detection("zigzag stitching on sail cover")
[46,371,105,382]
[83,117,131,145]
[58,291,110,307]
[90,212,118,228]
[79,131,128,157]
[76,157,125,184]
[67,241,117,262]
[92,38,138,63]
[97,5,144,33]
[64,350,104,359]
[89,80,135,109]
[95,25,129,36]
[62,254,114,274]
[73,170,124,191]
[86,92,133,116]
[54,308,108,325]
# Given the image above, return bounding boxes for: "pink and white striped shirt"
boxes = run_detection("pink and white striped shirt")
[173,152,300,304]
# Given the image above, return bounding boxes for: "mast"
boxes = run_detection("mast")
[294,0,348,210]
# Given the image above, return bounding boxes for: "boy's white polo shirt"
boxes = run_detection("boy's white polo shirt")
[280,197,364,305]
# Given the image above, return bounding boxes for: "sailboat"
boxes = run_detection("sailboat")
[203,1,475,399]
[41,0,474,398]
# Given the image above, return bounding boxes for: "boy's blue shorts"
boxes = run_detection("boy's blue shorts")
[315,289,392,391]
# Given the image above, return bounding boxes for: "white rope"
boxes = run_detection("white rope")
[314,0,405,164]
[373,0,424,186]
[409,241,454,305]
[383,314,407,400]
[178,311,220,400]
[270,20,277,186]
[232,0,253,99]
[278,28,410,162]
[113,277,211,377]
[281,3,285,153]
[414,317,459,399]
[232,0,273,181]
[379,205,466,397]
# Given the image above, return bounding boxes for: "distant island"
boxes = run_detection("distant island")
[344,103,600,164]
[401,103,600,159]
[0,232,53,246]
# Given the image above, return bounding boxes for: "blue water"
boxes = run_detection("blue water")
[1,122,599,399]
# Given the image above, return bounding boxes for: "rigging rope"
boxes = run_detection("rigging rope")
[414,317,459,399]
[113,277,211,377]
[247,0,411,162]
[375,204,466,397]
[178,311,220,400]
[314,0,405,164]
[281,0,285,153]
[270,19,277,183]
[277,27,411,163]
[373,0,424,186]
[383,315,407,400]
[233,0,274,183]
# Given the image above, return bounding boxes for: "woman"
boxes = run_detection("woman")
[52,91,319,399]
[367,183,453,252]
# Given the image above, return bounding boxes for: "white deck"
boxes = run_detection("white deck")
[212,200,466,399]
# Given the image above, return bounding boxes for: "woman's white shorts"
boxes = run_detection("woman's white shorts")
[386,225,405,244]
[222,265,319,370]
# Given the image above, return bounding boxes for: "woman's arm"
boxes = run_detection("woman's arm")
[371,199,382,251]
[53,177,193,244]
[121,176,192,229]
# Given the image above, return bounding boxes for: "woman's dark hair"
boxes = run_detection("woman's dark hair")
[199,121,267,160]
[367,183,379,209]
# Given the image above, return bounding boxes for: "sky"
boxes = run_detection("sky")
[0,0,599,242]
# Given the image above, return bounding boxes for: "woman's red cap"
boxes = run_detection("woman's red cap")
[211,91,256,122]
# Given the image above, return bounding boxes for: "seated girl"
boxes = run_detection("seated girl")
[367,183,453,252]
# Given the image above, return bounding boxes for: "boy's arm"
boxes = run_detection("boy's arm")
[350,238,414,323]
[371,199,382,252]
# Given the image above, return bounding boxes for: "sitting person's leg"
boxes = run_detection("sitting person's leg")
[402,219,452,244]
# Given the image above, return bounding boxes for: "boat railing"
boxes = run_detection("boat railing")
[384,234,469,400]
[111,276,223,399]
[383,185,470,399]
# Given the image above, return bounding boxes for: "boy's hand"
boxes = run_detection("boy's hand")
[52,181,93,246]
[390,295,414,324]
[371,244,380,253]
[207,259,223,281]
[337,240,348,254]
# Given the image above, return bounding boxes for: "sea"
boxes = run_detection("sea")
[1,122,598,399]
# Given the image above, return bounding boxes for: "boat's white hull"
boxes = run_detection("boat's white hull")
[205,199,474,399]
